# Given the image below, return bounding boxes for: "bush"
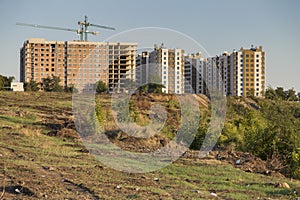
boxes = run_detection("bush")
[42,76,63,92]
[96,81,108,93]
[24,79,39,91]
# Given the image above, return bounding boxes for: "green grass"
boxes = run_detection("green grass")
[0,91,299,199]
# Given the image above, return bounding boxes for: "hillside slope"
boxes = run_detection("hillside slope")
[0,92,299,199]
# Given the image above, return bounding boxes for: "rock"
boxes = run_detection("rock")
[1,125,13,129]
[95,165,104,169]
[210,192,217,197]
[153,177,159,181]
[246,168,253,173]
[116,185,122,189]
[141,175,149,180]
[276,182,290,189]
[42,166,55,171]
[191,190,203,194]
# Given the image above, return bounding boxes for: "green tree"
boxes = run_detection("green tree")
[275,87,286,100]
[42,76,63,92]
[265,87,277,100]
[96,80,108,93]
[24,79,39,91]
[65,84,77,93]
[138,83,164,94]
[0,75,15,90]
[286,88,298,101]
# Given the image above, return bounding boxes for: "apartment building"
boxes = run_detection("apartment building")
[185,53,227,96]
[231,46,265,97]
[184,46,265,97]
[136,44,185,94]
[216,52,231,95]
[136,51,150,86]
[20,38,137,92]
[184,52,206,94]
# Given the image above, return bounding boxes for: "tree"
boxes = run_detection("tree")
[0,75,15,90]
[265,87,277,100]
[298,92,300,102]
[96,80,108,93]
[275,87,286,100]
[286,88,298,101]
[65,84,77,93]
[138,83,164,94]
[24,79,39,91]
[42,76,63,92]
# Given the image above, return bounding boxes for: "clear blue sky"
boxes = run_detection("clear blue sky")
[0,0,299,91]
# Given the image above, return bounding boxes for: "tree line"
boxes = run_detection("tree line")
[0,75,15,90]
[265,86,300,101]
[24,75,108,93]
[191,96,300,179]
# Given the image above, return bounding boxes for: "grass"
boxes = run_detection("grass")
[0,91,299,199]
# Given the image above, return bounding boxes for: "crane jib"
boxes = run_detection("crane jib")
[16,16,115,41]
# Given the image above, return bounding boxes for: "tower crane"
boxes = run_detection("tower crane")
[16,16,115,41]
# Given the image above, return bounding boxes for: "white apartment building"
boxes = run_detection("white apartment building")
[136,44,185,94]
[184,46,265,97]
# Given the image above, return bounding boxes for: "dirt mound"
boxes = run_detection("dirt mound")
[108,131,169,153]
[211,150,285,178]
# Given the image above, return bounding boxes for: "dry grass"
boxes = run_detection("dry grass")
[0,91,299,199]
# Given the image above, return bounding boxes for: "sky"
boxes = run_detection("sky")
[0,0,299,91]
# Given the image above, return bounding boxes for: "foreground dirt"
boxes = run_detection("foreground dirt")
[0,92,299,199]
